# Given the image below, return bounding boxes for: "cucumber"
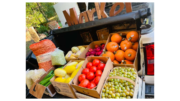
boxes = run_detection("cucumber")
[40,74,54,86]
[45,81,51,87]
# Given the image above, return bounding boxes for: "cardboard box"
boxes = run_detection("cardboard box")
[29,67,56,98]
[100,65,139,99]
[103,30,141,70]
[71,56,113,98]
[50,60,85,98]
[65,45,88,62]
[75,91,96,99]
[78,40,107,59]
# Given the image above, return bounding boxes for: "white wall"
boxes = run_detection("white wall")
[53,2,81,27]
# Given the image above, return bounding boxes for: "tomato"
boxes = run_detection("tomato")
[79,79,89,88]
[95,70,102,76]
[95,45,99,48]
[90,78,95,84]
[86,72,95,80]
[89,66,97,72]
[86,62,93,69]
[97,63,105,71]
[82,68,89,75]
[78,74,86,82]
[87,82,96,89]
[92,59,100,66]
[94,76,101,85]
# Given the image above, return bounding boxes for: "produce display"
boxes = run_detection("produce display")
[39,70,55,87]
[29,39,56,72]
[65,46,86,59]
[51,48,66,65]
[77,59,105,89]
[85,43,105,57]
[100,67,137,99]
[54,60,85,83]
[102,31,139,64]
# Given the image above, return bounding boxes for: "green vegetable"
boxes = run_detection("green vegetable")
[40,70,53,82]
[39,74,54,86]
[45,81,51,87]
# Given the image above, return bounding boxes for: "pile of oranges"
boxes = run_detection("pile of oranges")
[102,31,139,64]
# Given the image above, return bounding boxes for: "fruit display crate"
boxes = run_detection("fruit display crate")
[50,60,85,98]
[100,66,139,99]
[71,56,113,98]
[104,30,141,71]
[65,45,88,62]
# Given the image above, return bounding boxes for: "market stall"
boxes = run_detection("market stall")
[26,7,151,99]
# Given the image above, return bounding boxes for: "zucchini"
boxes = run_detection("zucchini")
[41,70,53,81]
[45,81,51,87]
[39,74,54,86]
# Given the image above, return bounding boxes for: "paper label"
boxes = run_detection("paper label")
[36,52,52,63]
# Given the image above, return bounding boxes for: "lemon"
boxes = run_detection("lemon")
[77,61,84,69]
[65,77,73,83]
[54,77,66,83]
[71,68,80,78]
[54,68,67,77]
[64,65,76,74]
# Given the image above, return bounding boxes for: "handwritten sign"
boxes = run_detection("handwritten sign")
[63,2,132,26]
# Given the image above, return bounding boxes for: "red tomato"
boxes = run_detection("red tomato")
[90,78,95,84]
[89,66,97,72]
[82,68,89,75]
[95,45,99,48]
[94,76,101,85]
[78,74,86,82]
[95,70,102,76]
[97,63,105,71]
[92,59,100,66]
[86,72,95,80]
[86,62,93,69]
[79,79,89,87]
[87,82,96,89]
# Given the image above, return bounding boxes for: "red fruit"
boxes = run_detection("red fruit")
[97,63,105,71]
[92,59,100,66]
[90,51,95,55]
[88,48,93,52]
[96,51,102,56]
[90,55,94,56]
[87,82,96,89]
[95,45,99,48]
[86,72,95,80]
[94,76,101,85]
[95,70,102,76]
[79,79,89,88]
[82,68,90,75]
[95,47,101,52]
[86,62,93,69]
[89,66,97,72]
[101,43,105,48]
[90,78,95,84]
[78,74,86,82]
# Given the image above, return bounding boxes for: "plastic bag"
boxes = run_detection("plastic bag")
[31,69,46,82]
[26,69,34,89]
[51,48,66,65]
